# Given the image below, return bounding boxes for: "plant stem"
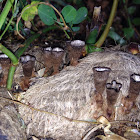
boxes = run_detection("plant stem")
[0,15,14,40]
[0,0,15,30]
[0,43,18,65]
[0,43,18,90]
[95,0,119,48]
[124,2,132,28]
[7,66,16,90]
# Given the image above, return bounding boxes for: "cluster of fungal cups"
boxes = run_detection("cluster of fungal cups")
[43,40,86,75]
[0,40,86,89]
[43,46,65,75]
[93,66,140,120]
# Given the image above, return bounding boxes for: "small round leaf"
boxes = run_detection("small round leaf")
[72,7,88,24]
[61,5,77,23]
[38,4,57,25]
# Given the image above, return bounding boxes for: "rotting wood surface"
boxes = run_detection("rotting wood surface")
[18,51,140,140]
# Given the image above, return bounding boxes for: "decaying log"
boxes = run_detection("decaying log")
[18,51,140,139]
[0,88,27,140]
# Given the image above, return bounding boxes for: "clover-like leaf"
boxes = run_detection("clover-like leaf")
[38,4,57,25]
[60,5,77,23]
[72,7,88,24]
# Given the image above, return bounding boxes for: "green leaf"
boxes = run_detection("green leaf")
[85,44,102,54]
[86,29,98,44]
[21,1,39,21]
[127,6,136,14]
[73,0,85,7]
[108,30,126,45]
[133,0,140,4]
[122,0,126,3]
[38,4,57,25]
[71,26,80,32]
[19,0,28,9]
[72,7,88,24]
[61,5,77,23]
[50,0,66,6]
[123,27,134,40]
[132,18,140,26]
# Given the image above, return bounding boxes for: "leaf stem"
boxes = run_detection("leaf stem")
[0,0,15,30]
[0,43,18,65]
[0,15,14,40]
[95,0,119,48]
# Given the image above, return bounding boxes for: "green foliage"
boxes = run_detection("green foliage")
[122,0,125,3]
[86,29,98,44]
[21,1,39,21]
[65,0,85,7]
[73,0,84,6]
[38,4,88,32]
[121,0,139,41]
[61,5,77,23]
[108,29,126,45]
[38,4,57,25]
[19,0,28,9]
[127,6,136,14]
[132,0,140,4]
[71,26,80,32]
[132,18,140,26]
[85,45,102,54]
[123,27,134,40]
[72,7,88,24]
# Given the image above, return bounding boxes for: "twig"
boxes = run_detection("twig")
[0,96,99,125]
[82,124,103,140]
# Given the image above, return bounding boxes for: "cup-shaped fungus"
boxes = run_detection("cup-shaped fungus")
[93,67,111,94]
[43,47,64,75]
[20,55,35,77]
[0,54,11,87]
[43,47,52,72]
[127,42,140,54]
[92,67,111,119]
[106,80,122,119]
[120,74,140,115]
[66,40,86,66]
